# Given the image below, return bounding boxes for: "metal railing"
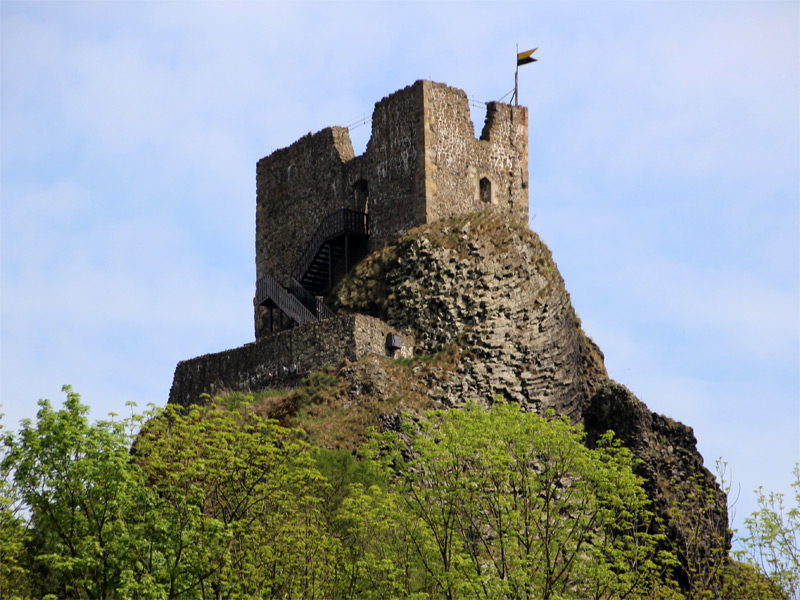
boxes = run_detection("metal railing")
[289,277,335,321]
[256,209,368,330]
[291,209,368,284]
[256,272,316,326]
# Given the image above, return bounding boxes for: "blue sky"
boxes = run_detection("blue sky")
[2,1,798,534]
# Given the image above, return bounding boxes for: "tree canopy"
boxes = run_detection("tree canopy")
[1,387,796,599]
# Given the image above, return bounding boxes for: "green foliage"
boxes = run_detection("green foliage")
[736,463,800,599]
[0,499,29,599]
[15,389,797,599]
[312,447,389,513]
[1,389,342,599]
[0,410,32,599]
[131,402,341,599]
[368,401,680,599]
[716,559,788,600]
[665,459,732,598]
[1,386,150,599]
[680,460,799,600]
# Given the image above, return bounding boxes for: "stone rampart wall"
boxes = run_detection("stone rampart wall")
[169,314,414,407]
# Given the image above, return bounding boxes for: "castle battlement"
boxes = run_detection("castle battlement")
[255,80,529,339]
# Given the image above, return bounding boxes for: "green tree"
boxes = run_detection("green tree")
[372,401,679,600]
[0,409,33,599]
[133,401,341,599]
[1,390,343,599]
[11,388,769,599]
[666,461,733,598]
[335,480,437,599]
[1,386,148,599]
[307,447,436,599]
[737,464,800,600]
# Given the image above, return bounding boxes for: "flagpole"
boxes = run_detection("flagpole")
[515,43,519,106]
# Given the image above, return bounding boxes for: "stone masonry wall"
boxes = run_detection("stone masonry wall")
[358,81,428,254]
[255,127,355,286]
[423,83,528,224]
[169,314,414,407]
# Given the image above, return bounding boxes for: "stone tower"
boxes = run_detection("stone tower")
[254,80,529,339]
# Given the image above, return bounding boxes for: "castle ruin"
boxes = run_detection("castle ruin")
[169,80,529,406]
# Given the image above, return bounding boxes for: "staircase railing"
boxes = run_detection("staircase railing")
[291,209,368,284]
[256,272,316,326]
[289,278,335,320]
[257,208,368,331]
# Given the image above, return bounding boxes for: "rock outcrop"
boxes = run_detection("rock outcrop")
[331,211,607,421]
[299,210,727,590]
[584,382,731,591]
[232,210,728,592]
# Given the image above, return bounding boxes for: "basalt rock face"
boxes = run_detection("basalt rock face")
[584,382,731,590]
[323,211,729,588]
[330,211,608,421]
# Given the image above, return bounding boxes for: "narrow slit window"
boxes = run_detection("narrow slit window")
[353,179,369,212]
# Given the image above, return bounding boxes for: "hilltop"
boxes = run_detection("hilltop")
[229,211,730,592]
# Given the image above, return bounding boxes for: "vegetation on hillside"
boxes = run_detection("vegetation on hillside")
[1,387,796,599]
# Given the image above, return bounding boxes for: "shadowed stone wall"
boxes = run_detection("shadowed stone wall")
[169,315,414,407]
[255,127,355,287]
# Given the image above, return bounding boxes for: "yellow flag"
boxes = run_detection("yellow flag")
[517,48,538,66]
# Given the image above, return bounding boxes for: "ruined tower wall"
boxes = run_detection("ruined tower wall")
[359,81,428,253]
[422,81,529,224]
[253,80,529,339]
[255,127,355,286]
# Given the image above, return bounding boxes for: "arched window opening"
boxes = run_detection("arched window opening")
[479,177,492,204]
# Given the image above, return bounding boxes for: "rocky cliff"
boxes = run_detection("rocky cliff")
[331,210,607,420]
[254,211,729,590]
